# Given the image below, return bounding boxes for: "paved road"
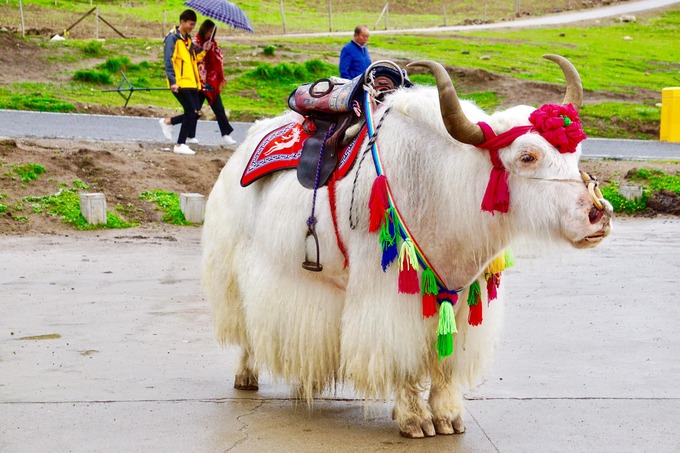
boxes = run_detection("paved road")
[1,109,679,160]
[1,217,679,452]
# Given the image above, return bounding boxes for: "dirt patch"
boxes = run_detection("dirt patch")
[0,138,232,235]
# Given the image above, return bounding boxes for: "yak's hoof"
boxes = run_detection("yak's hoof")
[399,419,436,439]
[452,415,466,434]
[234,371,258,391]
[434,417,454,435]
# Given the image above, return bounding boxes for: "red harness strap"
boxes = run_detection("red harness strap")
[328,171,349,268]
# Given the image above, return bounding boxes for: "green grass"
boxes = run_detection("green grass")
[9,163,45,182]
[601,168,680,214]
[139,190,193,226]
[23,180,137,230]
[0,4,678,137]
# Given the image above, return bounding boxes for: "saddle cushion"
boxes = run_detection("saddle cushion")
[241,121,367,187]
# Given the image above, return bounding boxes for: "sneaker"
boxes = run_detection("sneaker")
[159,118,173,140]
[222,135,237,145]
[186,137,199,144]
[173,144,196,155]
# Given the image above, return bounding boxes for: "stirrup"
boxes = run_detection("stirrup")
[302,218,323,272]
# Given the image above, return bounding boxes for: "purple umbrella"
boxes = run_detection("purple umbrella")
[184,0,254,33]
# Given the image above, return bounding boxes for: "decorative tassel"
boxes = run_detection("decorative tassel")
[421,268,438,318]
[467,280,483,326]
[486,253,506,275]
[398,239,419,294]
[368,175,389,232]
[504,247,515,269]
[436,300,457,360]
[486,273,500,301]
[379,207,398,271]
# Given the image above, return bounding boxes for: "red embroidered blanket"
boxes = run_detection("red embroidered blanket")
[240,122,367,187]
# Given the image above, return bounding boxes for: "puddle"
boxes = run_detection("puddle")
[16,333,62,340]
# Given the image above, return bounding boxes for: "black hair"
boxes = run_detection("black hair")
[179,9,197,22]
[198,19,216,40]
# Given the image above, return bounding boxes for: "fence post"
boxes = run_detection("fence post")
[280,0,287,34]
[95,6,99,39]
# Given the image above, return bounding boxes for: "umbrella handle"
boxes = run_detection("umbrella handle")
[209,26,216,42]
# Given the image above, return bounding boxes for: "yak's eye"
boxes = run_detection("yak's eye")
[520,152,537,164]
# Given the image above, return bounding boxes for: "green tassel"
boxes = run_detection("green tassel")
[379,207,398,247]
[436,301,457,360]
[504,247,515,269]
[421,268,438,296]
[467,280,481,306]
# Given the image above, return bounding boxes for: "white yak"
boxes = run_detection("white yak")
[201,55,612,438]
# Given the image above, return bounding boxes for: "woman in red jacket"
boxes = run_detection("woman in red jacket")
[186,19,236,146]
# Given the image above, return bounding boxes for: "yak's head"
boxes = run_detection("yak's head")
[408,55,612,249]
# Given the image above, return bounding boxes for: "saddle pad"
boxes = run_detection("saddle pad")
[241,122,367,187]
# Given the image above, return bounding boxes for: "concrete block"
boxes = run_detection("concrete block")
[619,185,644,201]
[180,193,205,224]
[79,193,107,225]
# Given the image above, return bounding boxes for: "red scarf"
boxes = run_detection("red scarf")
[193,35,225,105]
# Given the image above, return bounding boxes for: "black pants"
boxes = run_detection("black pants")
[189,93,234,138]
[170,88,202,145]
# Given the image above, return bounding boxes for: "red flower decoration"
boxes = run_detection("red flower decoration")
[529,104,587,154]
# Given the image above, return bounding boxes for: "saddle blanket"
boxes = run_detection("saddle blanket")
[240,121,367,187]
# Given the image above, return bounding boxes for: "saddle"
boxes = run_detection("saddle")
[241,61,412,272]
[288,62,412,189]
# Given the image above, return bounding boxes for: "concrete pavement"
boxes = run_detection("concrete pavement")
[1,217,679,452]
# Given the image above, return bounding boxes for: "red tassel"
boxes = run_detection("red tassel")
[398,255,419,294]
[468,299,483,326]
[486,273,500,301]
[368,175,389,232]
[422,293,437,318]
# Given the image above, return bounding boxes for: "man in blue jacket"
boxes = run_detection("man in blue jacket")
[339,25,371,79]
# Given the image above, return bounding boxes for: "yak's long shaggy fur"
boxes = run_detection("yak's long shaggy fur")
[201,84,611,435]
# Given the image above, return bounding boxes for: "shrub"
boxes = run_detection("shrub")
[12,163,45,182]
[73,69,113,85]
[263,45,276,56]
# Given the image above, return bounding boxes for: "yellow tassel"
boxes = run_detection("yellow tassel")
[398,238,419,272]
[486,251,506,274]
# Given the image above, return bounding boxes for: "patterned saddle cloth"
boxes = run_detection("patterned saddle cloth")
[240,120,367,187]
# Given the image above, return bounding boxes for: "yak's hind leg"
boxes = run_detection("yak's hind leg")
[234,345,259,391]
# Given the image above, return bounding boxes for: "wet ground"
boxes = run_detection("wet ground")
[1,217,679,452]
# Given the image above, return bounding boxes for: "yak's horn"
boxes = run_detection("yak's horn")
[406,60,486,146]
[543,54,583,110]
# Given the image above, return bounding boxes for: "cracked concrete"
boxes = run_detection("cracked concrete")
[1,217,679,452]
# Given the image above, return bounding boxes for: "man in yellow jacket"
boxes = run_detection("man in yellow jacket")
[159,9,208,155]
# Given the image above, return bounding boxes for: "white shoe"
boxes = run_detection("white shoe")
[159,118,173,140]
[173,144,196,155]
[222,135,237,145]
[186,137,199,144]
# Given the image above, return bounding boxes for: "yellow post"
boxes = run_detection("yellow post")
[660,87,680,142]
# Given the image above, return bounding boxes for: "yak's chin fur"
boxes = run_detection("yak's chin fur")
[202,85,611,434]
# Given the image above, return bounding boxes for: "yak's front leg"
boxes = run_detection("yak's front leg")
[393,378,436,438]
[234,346,258,391]
[428,361,466,435]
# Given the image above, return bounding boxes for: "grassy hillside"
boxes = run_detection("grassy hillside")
[0,2,678,139]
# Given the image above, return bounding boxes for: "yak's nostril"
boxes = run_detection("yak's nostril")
[589,205,604,224]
